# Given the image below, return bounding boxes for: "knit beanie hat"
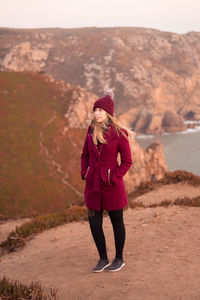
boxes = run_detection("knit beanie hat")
[93,90,115,116]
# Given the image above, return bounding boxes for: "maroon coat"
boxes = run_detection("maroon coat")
[81,123,132,211]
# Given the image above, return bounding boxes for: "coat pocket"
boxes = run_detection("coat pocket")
[85,166,90,179]
[100,167,115,185]
[108,169,111,185]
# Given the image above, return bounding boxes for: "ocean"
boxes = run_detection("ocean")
[136,123,200,176]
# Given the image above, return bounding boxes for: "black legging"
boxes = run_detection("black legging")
[88,209,125,260]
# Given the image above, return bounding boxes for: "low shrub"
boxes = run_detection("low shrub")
[128,170,200,200]
[0,205,87,254]
[160,170,200,186]
[129,195,200,209]
[0,276,57,300]
[150,195,200,208]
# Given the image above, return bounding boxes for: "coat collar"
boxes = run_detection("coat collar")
[103,123,119,142]
[88,123,119,159]
[88,123,118,142]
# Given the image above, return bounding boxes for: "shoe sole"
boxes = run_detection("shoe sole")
[107,262,125,272]
[92,262,110,273]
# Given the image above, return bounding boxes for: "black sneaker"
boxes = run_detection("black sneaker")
[92,259,110,273]
[107,259,125,272]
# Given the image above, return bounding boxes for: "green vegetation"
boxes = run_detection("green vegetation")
[0,71,85,218]
[0,276,57,300]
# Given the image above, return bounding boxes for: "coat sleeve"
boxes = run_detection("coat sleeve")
[110,131,132,185]
[80,127,90,180]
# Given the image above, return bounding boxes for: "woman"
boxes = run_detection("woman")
[81,90,133,272]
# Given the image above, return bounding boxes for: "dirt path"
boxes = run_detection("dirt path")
[39,110,82,197]
[0,184,200,300]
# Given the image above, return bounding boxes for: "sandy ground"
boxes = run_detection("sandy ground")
[0,183,200,300]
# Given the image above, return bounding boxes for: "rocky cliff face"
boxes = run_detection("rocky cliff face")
[1,27,200,134]
[125,141,167,193]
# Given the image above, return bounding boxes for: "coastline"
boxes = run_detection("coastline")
[135,122,200,176]
[136,120,200,139]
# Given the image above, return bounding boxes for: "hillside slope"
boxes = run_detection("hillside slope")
[1,27,200,134]
[0,71,87,217]
[0,71,169,217]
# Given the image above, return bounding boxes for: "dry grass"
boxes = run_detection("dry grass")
[0,276,57,300]
[129,195,200,209]
[128,170,200,200]
[0,205,87,255]
[151,195,200,208]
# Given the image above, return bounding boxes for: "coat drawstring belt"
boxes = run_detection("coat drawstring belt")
[92,161,102,192]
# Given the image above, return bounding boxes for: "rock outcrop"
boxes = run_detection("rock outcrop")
[123,140,167,193]
[1,27,200,134]
[64,86,94,129]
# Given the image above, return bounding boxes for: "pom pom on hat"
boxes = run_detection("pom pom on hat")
[104,89,114,99]
[93,89,115,116]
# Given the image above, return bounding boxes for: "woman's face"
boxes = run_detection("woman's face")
[94,108,108,123]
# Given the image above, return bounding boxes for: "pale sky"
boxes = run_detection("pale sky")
[1,0,200,34]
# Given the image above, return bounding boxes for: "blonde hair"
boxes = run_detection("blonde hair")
[91,112,135,147]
